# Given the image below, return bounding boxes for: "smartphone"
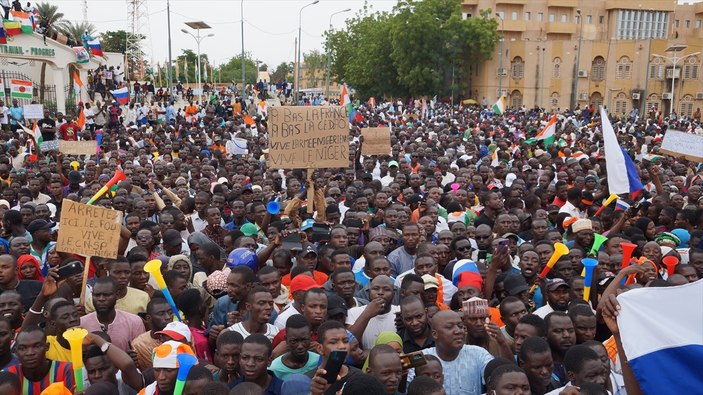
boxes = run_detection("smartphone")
[321,350,347,383]
[57,261,84,281]
[399,351,427,368]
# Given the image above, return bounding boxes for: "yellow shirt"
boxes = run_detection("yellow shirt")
[46,335,72,362]
[85,287,150,315]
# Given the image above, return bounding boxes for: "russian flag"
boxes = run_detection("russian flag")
[110,87,129,105]
[600,106,643,195]
[617,280,703,393]
[452,259,481,287]
[88,38,103,57]
[615,199,630,211]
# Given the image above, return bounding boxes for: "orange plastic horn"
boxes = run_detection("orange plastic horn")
[620,242,637,286]
[662,256,679,277]
[87,170,126,205]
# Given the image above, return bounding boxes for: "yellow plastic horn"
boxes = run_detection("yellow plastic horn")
[63,327,88,368]
[70,161,80,171]
[529,242,569,293]
[144,259,182,321]
[594,193,619,216]
[589,233,608,257]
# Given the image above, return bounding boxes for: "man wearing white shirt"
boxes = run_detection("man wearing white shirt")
[558,188,586,219]
[346,275,399,350]
[381,161,399,187]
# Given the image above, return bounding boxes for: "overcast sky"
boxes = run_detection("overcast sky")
[58,0,397,68]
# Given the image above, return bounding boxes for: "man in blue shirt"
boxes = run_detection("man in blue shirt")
[8,99,24,133]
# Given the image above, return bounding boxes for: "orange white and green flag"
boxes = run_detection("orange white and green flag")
[10,79,32,99]
[535,113,557,148]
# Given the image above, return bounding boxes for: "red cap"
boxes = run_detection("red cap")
[290,274,320,294]
[457,271,483,290]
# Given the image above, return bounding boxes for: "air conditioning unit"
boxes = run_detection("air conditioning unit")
[578,92,589,100]
[578,70,588,78]
[662,93,672,99]
[666,68,681,79]
[696,92,703,100]
[632,92,641,100]
[497,68,508,77]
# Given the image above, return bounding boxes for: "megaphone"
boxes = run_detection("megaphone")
[589,233,608,257]
[581,258,598,301]
[620,242,637,286]
[63,327,88,393]
[87,169,126,205]
[662,255,679,277]
[529,242,569,293]
[594,193,619,216]
[266,197,280,215]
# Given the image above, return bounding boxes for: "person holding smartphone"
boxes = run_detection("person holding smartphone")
[309,320,362,395]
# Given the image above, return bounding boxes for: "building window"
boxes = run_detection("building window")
[511,57,524,79]
[550,92,560,111]
[496,11,505,20]
[561,14,567,23]
[552,58,561,79]
[675,20,680,28]
[614,93,628,115]
[549,13,555,22]
[591,56,606,82]
[649,58,665,80]
[587,15,592,24]
[575,15,580,24]
[684,57,700,80]
[590,92,603,108]
[697,20,702,29]
[525,12,531,21]
[679,95,694,117]
[511,11,518,21]
[510,90,523,109]
[617,10,669,40]
[537,12,543,22]
[616,57,633,79]
[686,20,691,28]
[599,15,605,24]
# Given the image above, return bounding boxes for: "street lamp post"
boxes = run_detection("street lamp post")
[570,9,583,110]
[166,0,173,101]
[296,0,320,104]
[652,47,700,116]
[326,8,351,100]
[496,13,504,100]
[182,22,213,104]
[241,0,245,94]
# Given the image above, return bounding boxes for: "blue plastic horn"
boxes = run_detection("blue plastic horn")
[266,197,280,215]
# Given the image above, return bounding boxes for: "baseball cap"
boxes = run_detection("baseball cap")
[422,274,439,290]
[162,229,182,247]
[217,177,229,185]
[290,274,320,294]
[302,245,318,257]
[503,273,530,296]
[152,340,196,369]
[546,278,570,291]
[27,219,55,233]
[388,160,399,167]
[281,374,312,395]
[240,223,259,237]
[156,321,192,342]
[327,294,348,318]
[301,219,315,231]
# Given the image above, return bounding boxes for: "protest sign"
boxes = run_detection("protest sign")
[660,130,703,163]
[39,140,59,152]
[267,106,348,169]
[226,138,248,156]
[361,127,391,156]
[56,200,123,258]
[23,104,44,119]
[59,141,95,156]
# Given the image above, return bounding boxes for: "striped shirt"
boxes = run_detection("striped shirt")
[4,360,75,394]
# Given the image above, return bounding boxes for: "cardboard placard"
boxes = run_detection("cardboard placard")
[267,106,348,169]
[56,200,123,258]
[23,104,44,119]
[660,130,703,163]
[39,140,59,152]
[59,141,96,156]
[361,127,391,156]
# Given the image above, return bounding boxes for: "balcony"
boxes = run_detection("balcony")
[604,0,675,12]
[496,0,529,4]
[462,0,480,5]
[547,0,578,7]
[502,19,527,32]
[546,22,578,35]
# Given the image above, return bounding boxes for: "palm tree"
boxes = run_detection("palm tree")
[35,2,64,38]
[56,21,96,47]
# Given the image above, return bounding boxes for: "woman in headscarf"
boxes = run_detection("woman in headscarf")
[168,254,215,317]
[634,217,656,241]
[361,331,403,373]
[187,231,212,275]
[18,254,44,281]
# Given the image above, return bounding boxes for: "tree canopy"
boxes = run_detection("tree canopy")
[325,0,499,99]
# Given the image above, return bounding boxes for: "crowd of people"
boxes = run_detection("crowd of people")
[0,89,700,395]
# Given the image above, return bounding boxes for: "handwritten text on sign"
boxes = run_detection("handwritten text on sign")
[361,127,391,156]
[268,106,348,169]
[56,200,123,258]
[660,130,703,163]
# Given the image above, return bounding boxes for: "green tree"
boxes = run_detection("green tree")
[56,21,96,47]
[100,30,142,54]
[35,2,63,38]
[270,62,293,82]
[216,54,258,85]
[303,50,327,88]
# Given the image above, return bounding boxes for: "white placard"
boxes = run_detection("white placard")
[23,104,44,119]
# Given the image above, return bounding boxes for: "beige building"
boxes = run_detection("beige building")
[462,0,703,117]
